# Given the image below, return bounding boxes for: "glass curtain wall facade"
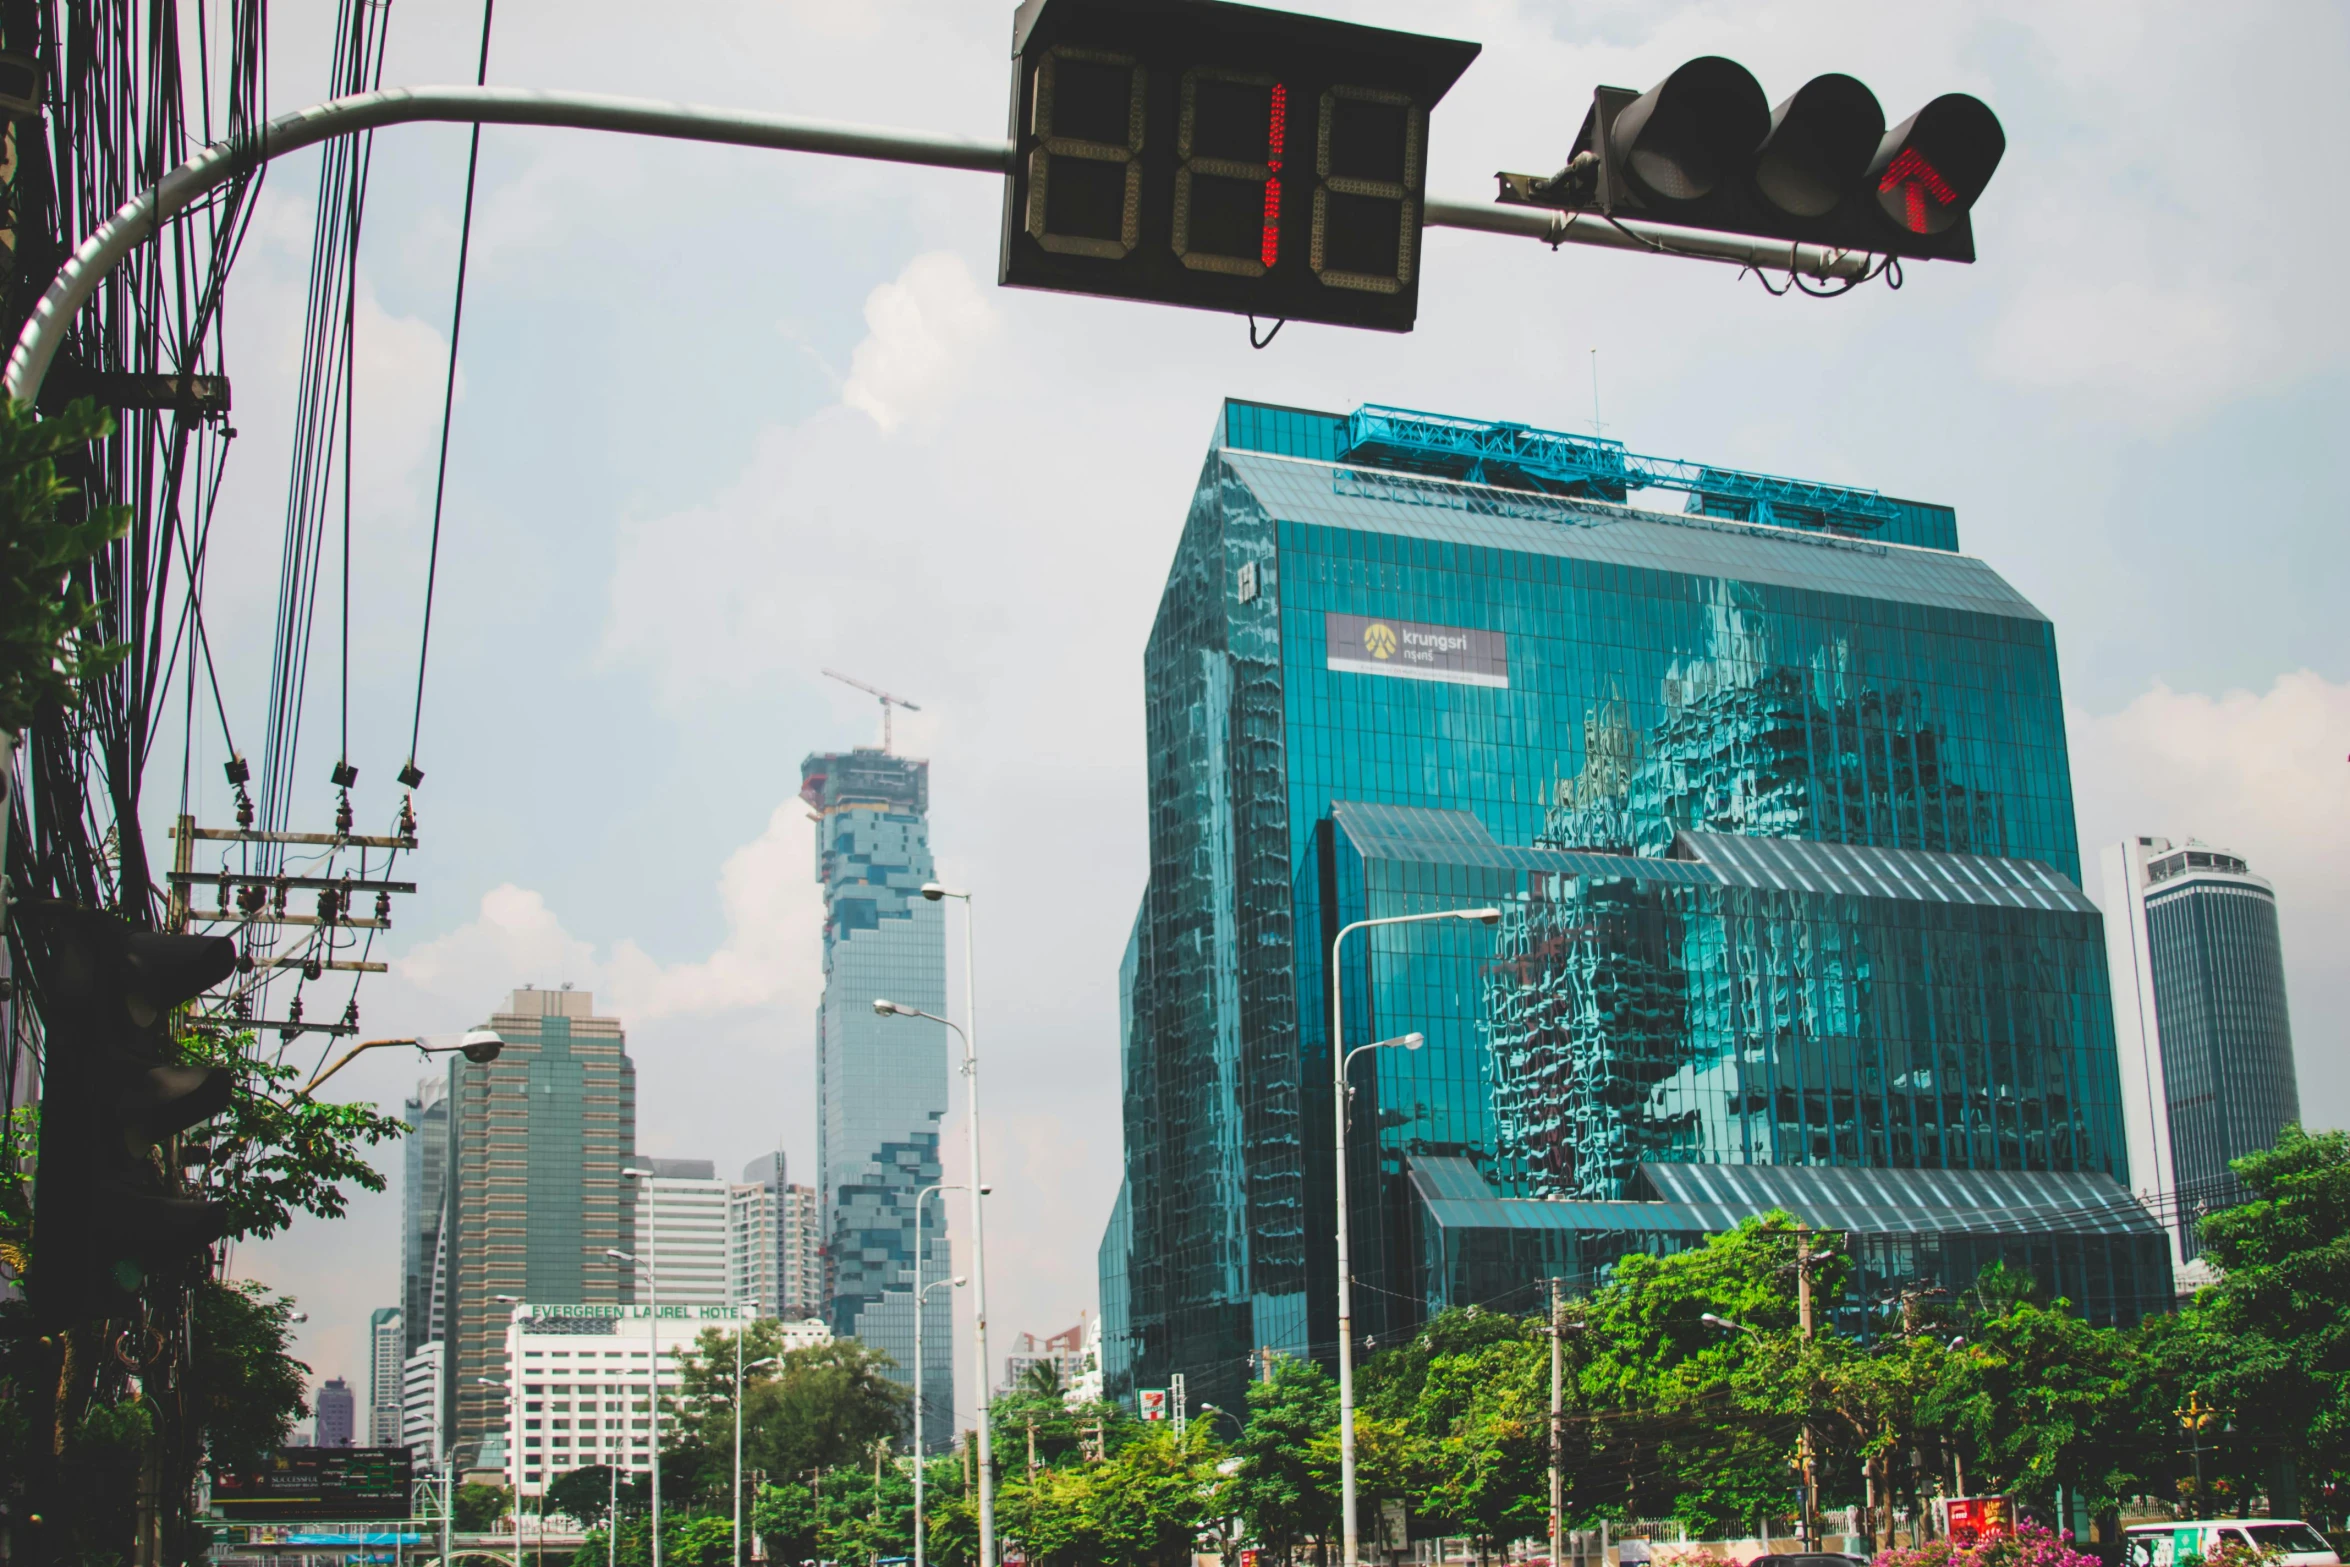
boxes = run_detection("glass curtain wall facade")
[803,748,953,1445]
[400,1075,450,1358]
[2103,837,2300,1266]
[1111,399,2137,1415]
[447,987,636,1461]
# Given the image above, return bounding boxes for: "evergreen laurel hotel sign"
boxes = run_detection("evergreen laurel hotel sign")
[1325,613,1508,688]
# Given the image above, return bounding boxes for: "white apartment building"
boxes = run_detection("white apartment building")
[368,1308,405,1446]
[631,1159,730,1306]
[781,1183,821,1320]
[500,1303,831,1496]
[401,1340,444,1468]
[729,1180,778,1312]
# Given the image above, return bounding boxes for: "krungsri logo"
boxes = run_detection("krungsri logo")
[1362,622,1398,659]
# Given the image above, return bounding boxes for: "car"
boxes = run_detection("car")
[1752,1555,1871,1567]
[2123,1520,2340,1567]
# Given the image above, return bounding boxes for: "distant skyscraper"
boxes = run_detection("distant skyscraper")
[402,1341,444,1467]
[368,1308,405,1446]
[800,746,952,1443]
[633,1159,729,1306]
[401,1076,450,1357]
[782,1183,821,1319]
[447,987,636,1459]
[315,1376,356,1448]
[736,1152,823,1319]
[2105,836,2302,1266]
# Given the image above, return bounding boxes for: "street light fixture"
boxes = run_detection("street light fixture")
[734,1333,780,1567]
[302,1028,504,1096]
[1331,906,1499,1567]
[914,1266,966,1567]
[1701,1312,1762,1340]
[875,878,997,1567]
[607,1240,665,1567]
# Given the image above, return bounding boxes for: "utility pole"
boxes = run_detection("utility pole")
[1261,1346,1274,1385]
[1797,1228,1819,1547]
[1026,1416,1038,1482]
[1550,1279,1567,1567]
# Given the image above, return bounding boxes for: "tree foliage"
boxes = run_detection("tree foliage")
[0,396,131,734]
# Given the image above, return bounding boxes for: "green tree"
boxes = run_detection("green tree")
[548,1463,618,1526]
[1230,1355,1339,1565]
[741,1341,911,1488]
[188,1279,312,1471]
[754,1479,820,1564]
[2190,1125,2350,1485]
[455,1482,512,1530]
[0,395,131,734]
[187,1030,408,1239]
[1922,1267,2158,1517]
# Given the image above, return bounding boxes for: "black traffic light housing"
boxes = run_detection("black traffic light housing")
[29,906,240,1323]
[1498,57,2002,262]
[1001,0,1480,331]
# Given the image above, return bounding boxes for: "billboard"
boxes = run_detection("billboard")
[210,1447,413,1521]
[1940,1496,2013,1546]
[1324,613,1508,689]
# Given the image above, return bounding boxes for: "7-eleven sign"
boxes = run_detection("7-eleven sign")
[1139,1389,1169,1421]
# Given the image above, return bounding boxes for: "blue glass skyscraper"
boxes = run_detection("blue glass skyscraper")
[1101,399,2165,1418]
[802,747,953,1444]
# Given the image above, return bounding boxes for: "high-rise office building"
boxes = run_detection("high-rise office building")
[315,1376,355,1448]
[368,1308,405,1446]
[401,1076,450,1357]
[447,987,636,1458]
[737,1152,825,1319]
[2104,836,2301,1267]
[731,1178,779,1313]
[1103,399,2167,1416]
[801,746,953,1443]
[402,1341,444,1467]
[631,1158,730,1306]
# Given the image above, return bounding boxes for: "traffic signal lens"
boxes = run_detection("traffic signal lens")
[1611,56,1768,204]
[1868,92,2004,236]
[1176,70,1286,275]
[1755,73,1884,218]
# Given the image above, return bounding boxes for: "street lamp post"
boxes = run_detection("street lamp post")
[1331,906,1499,1567]
[301,1028,503,1095]
[879,874,994,1567]
[914,1268,966,1567]
[609,1186,663,1567]
[734,1323,778,1567]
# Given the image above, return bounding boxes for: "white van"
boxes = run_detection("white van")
[2123,1521,2339,1567]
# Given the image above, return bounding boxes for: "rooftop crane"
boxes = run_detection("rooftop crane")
[822,669,922,752]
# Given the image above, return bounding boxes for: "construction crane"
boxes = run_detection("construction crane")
[823,668,923,752]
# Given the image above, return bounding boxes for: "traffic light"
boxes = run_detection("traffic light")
[1497,58,2003,262]
[29,906,239,1323]
[1000,0,1480,332]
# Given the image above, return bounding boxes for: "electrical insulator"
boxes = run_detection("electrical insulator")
[301,957,321,981]
[235,788,254,830]
[399,796,418,840]
[335,792,353,835]
[374,890,391,920]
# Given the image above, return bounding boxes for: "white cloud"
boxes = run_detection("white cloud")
[2070,669,2350,1125]
[394,801,822,1025]
[840,251,997,432]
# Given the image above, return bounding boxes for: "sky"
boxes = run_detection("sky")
[162,0,2350,1428]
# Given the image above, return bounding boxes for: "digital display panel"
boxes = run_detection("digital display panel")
[1002,0,1479,333]
[210,1447,413,1522]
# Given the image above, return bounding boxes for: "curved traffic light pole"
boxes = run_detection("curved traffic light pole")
[1,82,1872,407]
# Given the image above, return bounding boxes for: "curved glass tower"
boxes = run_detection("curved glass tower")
[802,746,953,1445]
[2104,837,2300,1266]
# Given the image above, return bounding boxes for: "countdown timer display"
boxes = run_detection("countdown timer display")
[1001,0,1479,333]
